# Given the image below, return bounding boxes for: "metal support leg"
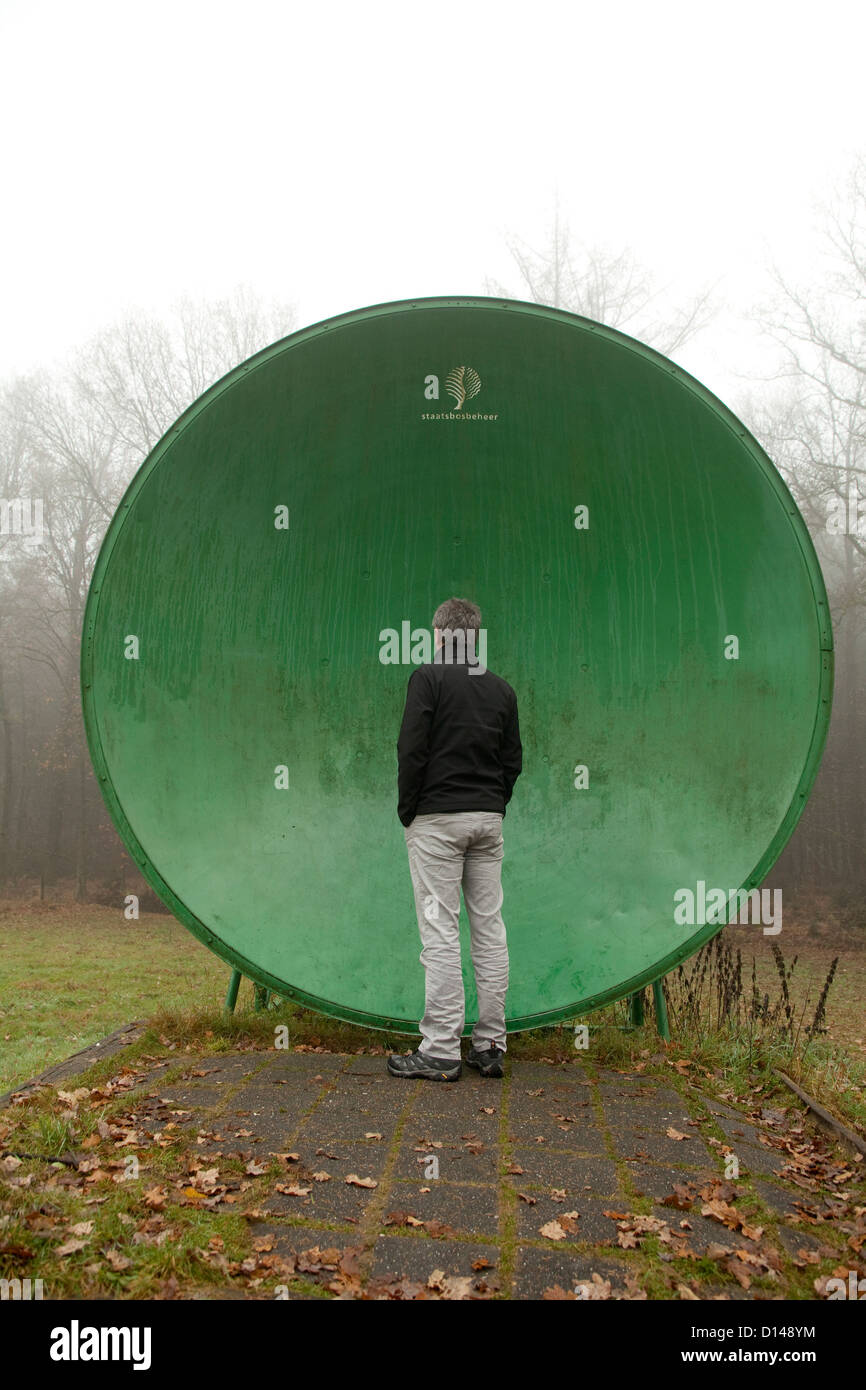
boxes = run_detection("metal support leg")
[652,977,670,1041]
[224,969,242,1016]
[628,989,645,1027]
[254,984,270,1012]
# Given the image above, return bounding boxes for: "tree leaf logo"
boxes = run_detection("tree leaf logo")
[445,365,481,411]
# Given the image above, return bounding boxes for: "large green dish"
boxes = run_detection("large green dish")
[81,297,833,1032]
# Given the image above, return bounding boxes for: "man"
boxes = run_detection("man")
[389,598,522,1082]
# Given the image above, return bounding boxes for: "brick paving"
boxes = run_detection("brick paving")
[141,1048,865,1299]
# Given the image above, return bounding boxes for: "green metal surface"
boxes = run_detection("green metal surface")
[223,969,241,1017]
[629,990,646,1029]
[81,296,833,1035]
[652,980,671,1042]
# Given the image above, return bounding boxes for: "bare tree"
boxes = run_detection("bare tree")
[741,153,866,900]
[755,154,866,563]
[71,283,297,460]
[487,199,716,355]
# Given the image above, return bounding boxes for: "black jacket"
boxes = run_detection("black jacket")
[397,652,522,827]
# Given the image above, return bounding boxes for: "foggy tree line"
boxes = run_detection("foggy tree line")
[742,158,866,904]
[0,163,864,910]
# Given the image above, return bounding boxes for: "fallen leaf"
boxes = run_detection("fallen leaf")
[574,1274,612,1301]
[740,1222,764,1243]
[725,1257,752,1290]
[540,1220,567,1240]
[439,1275,474,1299]
[384,1211,424,1228]
[339,1247,363,1279]
[103,1249,132,1271]
[56,1238,88,1256]
[700,1199,740,1231]
[661,1183,696,1210]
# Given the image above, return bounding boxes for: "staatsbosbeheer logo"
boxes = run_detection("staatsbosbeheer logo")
[445,365,481,409]
[421,365,498,421]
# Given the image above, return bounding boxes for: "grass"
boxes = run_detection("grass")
[0,902,226,1092]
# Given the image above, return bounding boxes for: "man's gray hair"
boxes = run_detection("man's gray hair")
[432,597,482,639]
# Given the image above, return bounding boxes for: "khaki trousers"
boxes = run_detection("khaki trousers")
[404,811,509,1058]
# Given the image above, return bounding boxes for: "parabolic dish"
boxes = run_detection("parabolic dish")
[81,297,833,1031]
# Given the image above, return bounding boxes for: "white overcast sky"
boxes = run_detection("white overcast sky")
[1,0,864,406]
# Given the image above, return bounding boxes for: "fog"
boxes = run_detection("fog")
[0,0,864,906]
[1,0,865,403]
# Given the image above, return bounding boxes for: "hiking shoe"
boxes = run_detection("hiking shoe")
[387,1049,461,1082]
[466,1045,505,1078]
